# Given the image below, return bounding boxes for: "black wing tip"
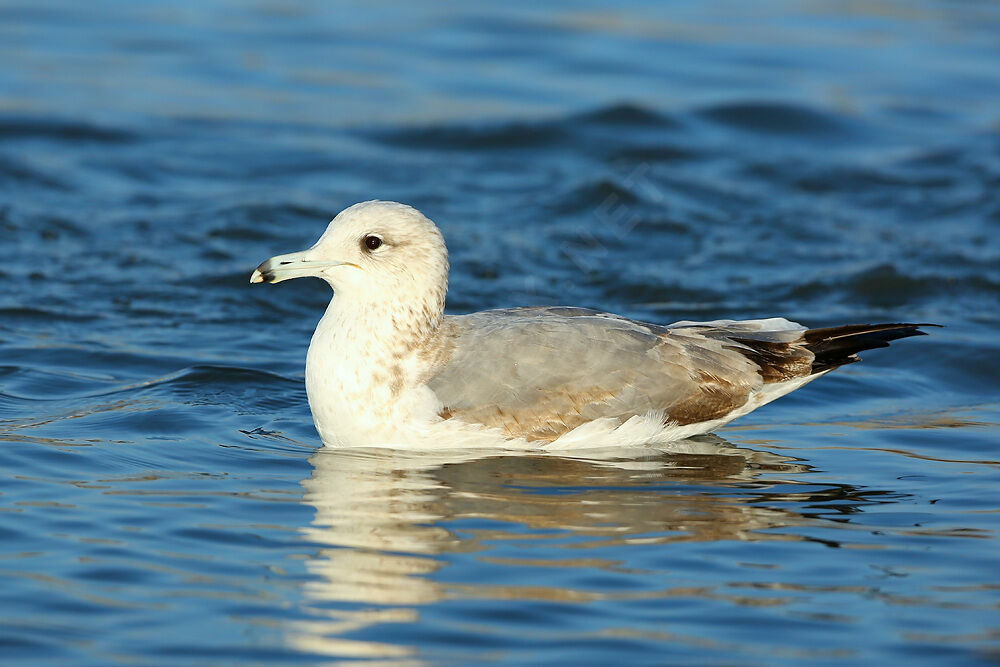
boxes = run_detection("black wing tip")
[804,322,939,373]
[805,322,941,339]
[888,322,943,332]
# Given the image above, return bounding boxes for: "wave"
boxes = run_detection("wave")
[696,101,861,138]
[0,115,136,144]
[365,100,869,156]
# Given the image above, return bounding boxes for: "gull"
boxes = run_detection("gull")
[251,200,934,449]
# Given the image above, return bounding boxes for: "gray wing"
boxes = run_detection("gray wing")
[424,307,811,441]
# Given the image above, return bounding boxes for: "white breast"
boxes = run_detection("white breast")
[304,301,444,447]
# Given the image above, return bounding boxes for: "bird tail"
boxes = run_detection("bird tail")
[803,323,940,373]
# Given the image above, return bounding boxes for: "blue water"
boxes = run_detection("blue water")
[2,1,999,663]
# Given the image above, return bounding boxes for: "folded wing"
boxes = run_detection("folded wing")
[425,307,818,441]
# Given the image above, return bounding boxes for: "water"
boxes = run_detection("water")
[1,1,999,663]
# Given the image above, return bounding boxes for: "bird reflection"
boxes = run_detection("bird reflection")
[287,436,874,658]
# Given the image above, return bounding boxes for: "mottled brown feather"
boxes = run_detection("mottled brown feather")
[725,338,813,383]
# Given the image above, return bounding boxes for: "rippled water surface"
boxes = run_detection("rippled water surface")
[2,1,999,663]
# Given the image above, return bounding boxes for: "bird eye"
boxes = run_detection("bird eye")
[363,235,383,251]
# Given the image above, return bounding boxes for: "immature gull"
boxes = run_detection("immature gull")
[251,200,934,449]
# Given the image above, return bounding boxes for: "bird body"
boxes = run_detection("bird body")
[251,201,933,449]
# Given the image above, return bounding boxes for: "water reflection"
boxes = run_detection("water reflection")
[290,436,853,657]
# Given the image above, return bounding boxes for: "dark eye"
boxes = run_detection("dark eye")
[363,235,383,251]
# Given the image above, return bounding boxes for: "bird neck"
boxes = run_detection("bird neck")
[334,286,442,344]
[308,289,445,387]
